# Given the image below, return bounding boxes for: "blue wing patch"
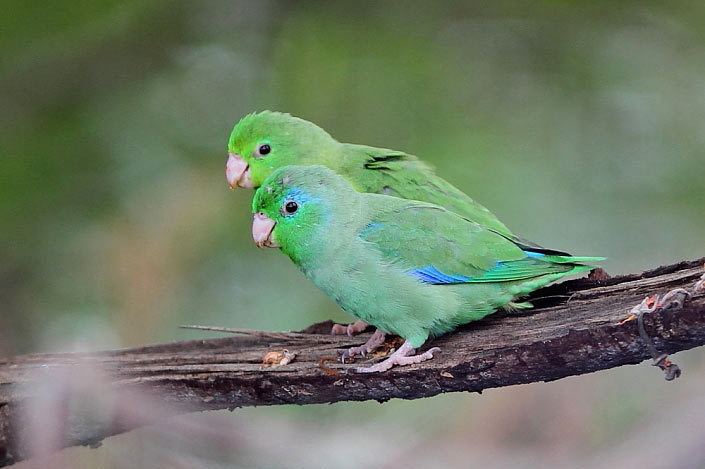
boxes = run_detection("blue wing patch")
[409,265,472,284]
[409,251,553,285]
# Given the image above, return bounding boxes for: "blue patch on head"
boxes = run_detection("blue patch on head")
[280,187,324,218]
[409,265,472,284]
[285,188,313,205]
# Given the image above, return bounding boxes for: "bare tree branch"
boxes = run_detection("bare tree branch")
[1,258,704,466]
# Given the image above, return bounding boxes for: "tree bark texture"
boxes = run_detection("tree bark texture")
[1,258,704,466]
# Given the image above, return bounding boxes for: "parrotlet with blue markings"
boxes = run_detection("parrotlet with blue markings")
[228,111,557,336]
[251,165,604,373]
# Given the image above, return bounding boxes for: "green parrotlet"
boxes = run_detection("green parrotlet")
[251,165,603,373]
[227,111,516,237]
[228,111,564,336]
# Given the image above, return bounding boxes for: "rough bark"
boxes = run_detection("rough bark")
[1,258,704,466]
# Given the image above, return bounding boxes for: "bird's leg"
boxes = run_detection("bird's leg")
[355,340,441,373]
[331,320,369,336]
[339,329,386,363]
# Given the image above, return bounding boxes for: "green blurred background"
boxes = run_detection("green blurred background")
[2,1,704,467]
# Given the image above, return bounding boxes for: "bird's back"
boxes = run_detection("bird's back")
[337,143,514,237]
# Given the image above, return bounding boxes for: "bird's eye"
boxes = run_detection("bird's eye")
[283,201,298,215]
[257,144,271,157]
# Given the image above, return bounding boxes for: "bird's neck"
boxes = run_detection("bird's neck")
[286,202,366,275]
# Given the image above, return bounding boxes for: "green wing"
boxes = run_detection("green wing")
[339,144,516,238]
[360,199,598,284]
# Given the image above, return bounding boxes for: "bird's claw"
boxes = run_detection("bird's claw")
[330,320,369,336]
[339,345,367,364]
[355,344,441,373]
[338,329,387,364]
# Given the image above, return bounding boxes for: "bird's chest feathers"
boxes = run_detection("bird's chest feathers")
[303,243,380,315]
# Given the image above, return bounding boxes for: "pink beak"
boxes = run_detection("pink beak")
[252,212,279,248]
[226,153,254,189]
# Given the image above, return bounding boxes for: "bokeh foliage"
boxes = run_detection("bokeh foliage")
[1,2,704,467]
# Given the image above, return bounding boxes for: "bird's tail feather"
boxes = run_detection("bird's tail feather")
[541,255,606,265]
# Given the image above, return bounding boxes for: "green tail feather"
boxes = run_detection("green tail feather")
[507,265,593,298]
[467,255,603,284]
[542,255,606,264]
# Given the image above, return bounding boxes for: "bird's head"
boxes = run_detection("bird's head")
[226,111,338,189]
[251,165,356,262]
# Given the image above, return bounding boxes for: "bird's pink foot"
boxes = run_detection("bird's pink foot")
[340,329,386,363]
[331,320,369,336]
[355,340,441,373]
